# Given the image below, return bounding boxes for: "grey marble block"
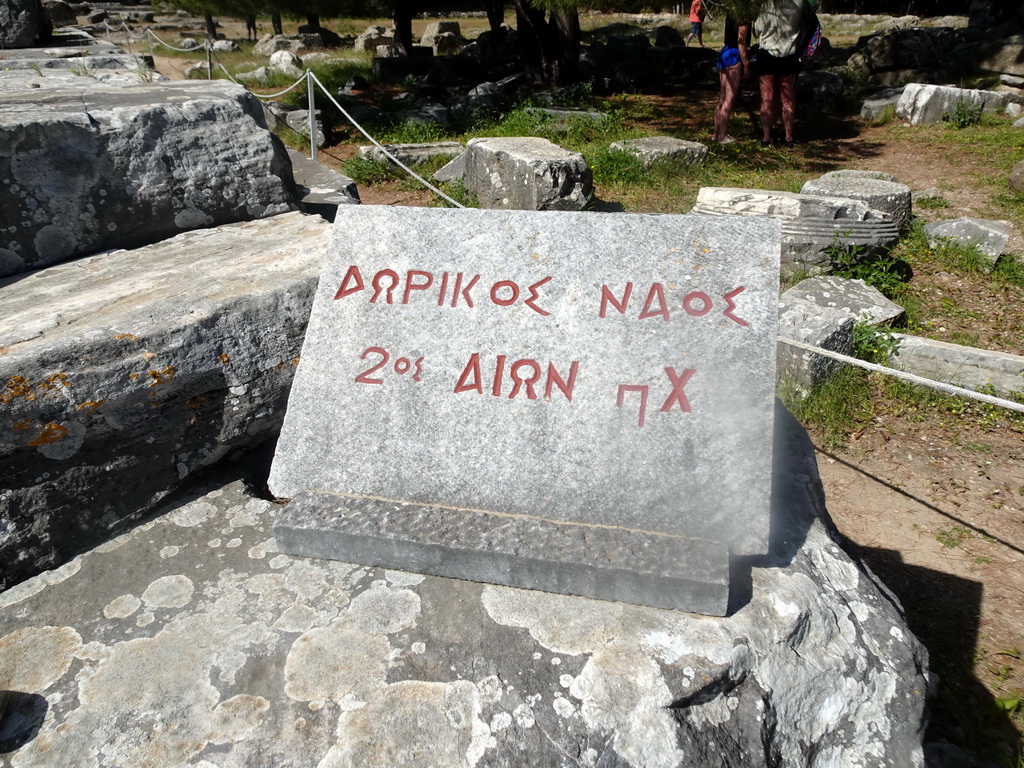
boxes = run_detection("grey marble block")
[269,207,780,612]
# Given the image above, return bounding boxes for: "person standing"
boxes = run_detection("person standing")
[684,0,706,47]
[753,0,807,147]
[713,15,751,143]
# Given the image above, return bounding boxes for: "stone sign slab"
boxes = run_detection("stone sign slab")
[269,207,780,613]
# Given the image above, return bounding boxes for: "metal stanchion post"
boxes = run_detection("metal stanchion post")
[307,70,318,163]
[206,42,213,80]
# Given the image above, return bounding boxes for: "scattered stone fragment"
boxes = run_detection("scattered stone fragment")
[895,82,1010,126]
[923,217,1011,269]
[608,136,708,168]
[892,335,1024,398]
[802,175,912,231]
[783,275,905,325]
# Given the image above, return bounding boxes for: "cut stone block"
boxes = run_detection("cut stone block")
[820,169,896,182]
[0,80,298,279]
[0,212,331,590]
[268,206,781,615]
[527,107,611,128]
[692,187,900,277]
[609,136,708,168]
[979,35,1024,78]
[358,141,464,165]
[860,87,904,121]
[287,148,360,220]
[924,217,1011,269]
[459,137,593,211]
[895,83,1010,126]
[1011,161,1024,194]
[891,335,1024,398]
[776,295,854,394]
[801,175,912,232]
[783,275,905,325]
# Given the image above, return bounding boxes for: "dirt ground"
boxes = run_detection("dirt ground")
[151,45,1024,758]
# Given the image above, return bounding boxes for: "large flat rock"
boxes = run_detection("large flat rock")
[0,405,929,767]
[891,334,1024,398]
[0,212,332,590]
[0,80,298,278]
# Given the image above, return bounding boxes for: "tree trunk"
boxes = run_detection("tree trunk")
[392,0,413,55]
[306,14,320,27]
[271,12,283,36]
[204,13,217,41]
[511,0,551,83]
[551,8,580,85]
[486,0,504,32]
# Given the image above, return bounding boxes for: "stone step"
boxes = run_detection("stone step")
[287,148,360,221]
[0,211,331,590]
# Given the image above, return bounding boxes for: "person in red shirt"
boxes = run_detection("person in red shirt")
[685,0,707,47]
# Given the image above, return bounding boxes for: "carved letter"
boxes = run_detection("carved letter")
[545,361,579,402]
[490,280,520,307]
[370,269,399,304]
[660,367,696,413]
[599,283,633,318]
[437,272,450,306]
[723,286,749,327]
[454,354,483,394]
[524,277,553,316]
[682,291,712,317]
[509,359,541,400]
[639,283,670,321]
[451,273,481,308]
[616,384,649,428]
[492,355,506,396]
[334,265,364,300]
[402,270,434,304]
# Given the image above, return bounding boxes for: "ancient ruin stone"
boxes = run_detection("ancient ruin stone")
[895,83,1010,126]
[0,80,297,278]
[802,175,912,231]
[0,212,330,590]
[609,136,708,168]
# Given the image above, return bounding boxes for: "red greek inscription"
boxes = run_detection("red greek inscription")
[660,367,695,413]
[639,283,670,321]
[437,272,450,306]
[599,283,633,318]
[723,286,748,327]
[402,270,434,304]
[334,265,365,300]
[490,280,520,307]
[544,361,579,402]
[524,277,552,316]
[682,291,712,317]
[508,359,541,400]
[492,355,506,397]
[454,353,483,394]
[370,270,399,304]
[355,347,389,384]
[617,384,649,427]
[451,273,481,308]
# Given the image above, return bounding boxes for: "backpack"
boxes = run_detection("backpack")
[798,1,822,62]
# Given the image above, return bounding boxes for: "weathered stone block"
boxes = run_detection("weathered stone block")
[268,206,780,614]
[802,175,912,231]
[0,80,298,278]
[783,275,905,326]
[924,217,1011,269]
[459,137,593,211]
[0,212,331,590]
[892,335,1024,398]
[358,141,464,165]
[895,83,1010,125]
[609,136,708,168]
[692,187,900,277]
[776,295,854,394]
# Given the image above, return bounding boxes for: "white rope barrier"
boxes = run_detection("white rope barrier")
[145,29,206,53]
[778,337,1024,414]
[251,72,309,100]
[307,71,465,209]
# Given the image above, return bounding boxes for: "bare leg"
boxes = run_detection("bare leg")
[759,74,779,143]
[714,64,743,142]
[779,73,797,142]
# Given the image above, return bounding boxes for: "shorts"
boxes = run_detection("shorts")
[755,49,800,76]
[690,22,703,35]
[717,46,741,71]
